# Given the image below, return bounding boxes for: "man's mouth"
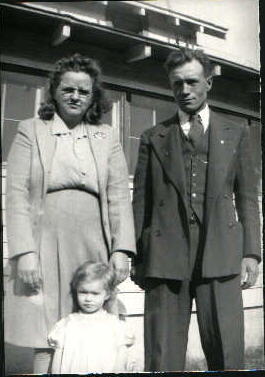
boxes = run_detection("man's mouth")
[180,98,194,103]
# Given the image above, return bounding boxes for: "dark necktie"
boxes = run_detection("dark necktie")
[188,114,204,147]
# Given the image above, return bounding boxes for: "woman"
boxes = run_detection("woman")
[5,54,136,373]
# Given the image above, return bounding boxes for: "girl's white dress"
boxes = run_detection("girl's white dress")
[48,310,134,374]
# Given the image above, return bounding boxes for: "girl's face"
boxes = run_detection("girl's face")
[77,279,109,314]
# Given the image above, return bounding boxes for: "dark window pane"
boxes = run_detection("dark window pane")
[1,71,47,162]
[101,89,124,140]
[128,94,176,175]
[5,84,36,120]
[129,137,140,176]
[2,71,47,121]
[2,120,20,161]
[131,105,153,138]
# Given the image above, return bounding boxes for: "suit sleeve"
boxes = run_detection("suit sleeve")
[107,128,136,255]
[132,131,152,263]
[6,119,37,259]
[234,123,261,261]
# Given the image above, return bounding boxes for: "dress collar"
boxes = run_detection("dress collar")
[51,113,88,137]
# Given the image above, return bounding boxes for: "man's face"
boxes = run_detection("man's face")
[169,59,212,114]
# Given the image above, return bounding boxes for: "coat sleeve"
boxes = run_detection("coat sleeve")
[107,128,136,255]
[132,131,153,264]
[234,123,261,261]
[6,119,37,259]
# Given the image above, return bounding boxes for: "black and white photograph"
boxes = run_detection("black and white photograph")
[1,0,263,374]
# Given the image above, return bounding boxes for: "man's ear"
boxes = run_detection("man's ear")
[206,76,213,91]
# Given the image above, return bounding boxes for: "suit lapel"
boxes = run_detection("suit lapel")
[150,115,187,200]
[205,111,239,224]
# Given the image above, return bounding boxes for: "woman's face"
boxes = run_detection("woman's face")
[54,71,93,126]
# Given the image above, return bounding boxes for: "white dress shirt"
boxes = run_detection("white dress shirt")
[178,104,210,137]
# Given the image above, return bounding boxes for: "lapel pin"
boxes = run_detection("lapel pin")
[220,140,224,144]
[92,131,106,139]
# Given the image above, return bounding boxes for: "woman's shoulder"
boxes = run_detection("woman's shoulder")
[17,117,47,134]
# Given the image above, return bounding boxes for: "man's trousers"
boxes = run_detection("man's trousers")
[144,217,244,371]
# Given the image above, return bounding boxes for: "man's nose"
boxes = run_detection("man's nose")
[182,83,190,95]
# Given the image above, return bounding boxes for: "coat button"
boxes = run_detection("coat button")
[228,222,234,227]
[155,230,161,236]
[159,200,164,207]
[224,194,229,198]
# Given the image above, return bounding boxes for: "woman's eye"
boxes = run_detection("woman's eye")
[62,88,74,94]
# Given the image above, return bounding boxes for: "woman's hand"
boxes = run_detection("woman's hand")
[17,252,41,291]
[110,251,129,284]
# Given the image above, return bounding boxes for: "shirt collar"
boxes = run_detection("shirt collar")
[178,103,210,132]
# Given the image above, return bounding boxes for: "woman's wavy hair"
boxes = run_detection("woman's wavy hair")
[38,53,111,124]
[70,261,117,313]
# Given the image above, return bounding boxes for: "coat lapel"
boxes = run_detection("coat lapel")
[150,115,187,200]
[87,125,109,196]
[35,119,56,196]
[205,111,239,224]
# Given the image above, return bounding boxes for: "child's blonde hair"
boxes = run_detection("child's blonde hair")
[71,261,117,312]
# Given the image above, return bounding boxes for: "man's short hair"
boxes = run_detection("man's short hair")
[164,48,213,78]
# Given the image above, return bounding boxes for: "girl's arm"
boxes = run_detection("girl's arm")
[114,345,129,372]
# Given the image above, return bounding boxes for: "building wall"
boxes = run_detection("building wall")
[151,0,260,69]
[2,1,263,372]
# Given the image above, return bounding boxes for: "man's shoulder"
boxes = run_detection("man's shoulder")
[142,114,177,139]
[210,109,247,130]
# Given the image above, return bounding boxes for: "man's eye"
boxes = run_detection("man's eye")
[187,81,197,86]
[79,90,90,96]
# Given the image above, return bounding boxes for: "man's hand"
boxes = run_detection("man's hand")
[109,251,129,284]
[240,257,259,289]
[130,263,145,290]
[17,252,41,291]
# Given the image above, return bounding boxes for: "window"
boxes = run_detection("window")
[1,71,48,161]
[127,93,176,175]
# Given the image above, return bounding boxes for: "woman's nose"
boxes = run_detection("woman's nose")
[71,89,80,100]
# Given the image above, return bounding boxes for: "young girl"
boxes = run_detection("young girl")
[48,261,135,374]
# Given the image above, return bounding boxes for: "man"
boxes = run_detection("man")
[132,48,261,371]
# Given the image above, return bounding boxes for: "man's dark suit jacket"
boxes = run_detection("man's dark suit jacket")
[133,110,261,282]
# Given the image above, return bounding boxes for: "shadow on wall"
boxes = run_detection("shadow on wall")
[5,343,33,375]
[5,343,264,374]
[185,346,264,371]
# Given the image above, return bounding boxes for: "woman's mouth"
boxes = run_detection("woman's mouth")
[68,103,80,108]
